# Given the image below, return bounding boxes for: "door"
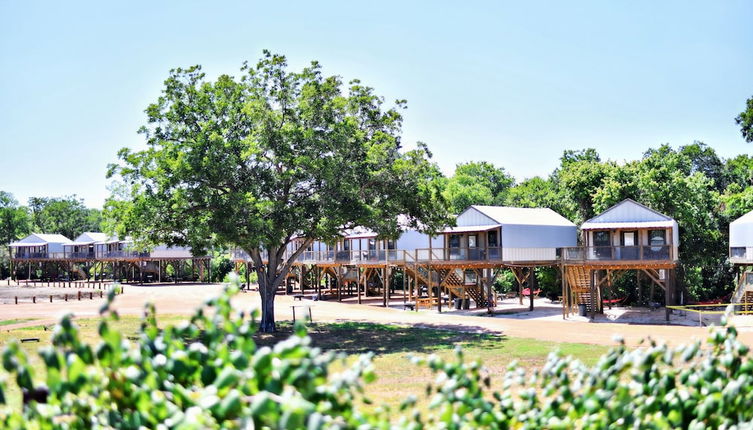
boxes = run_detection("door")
[648,229,667,259]
[487,230,499,259]
[449,234,461,260]
[468,234,479,260]
[620,231,638,260]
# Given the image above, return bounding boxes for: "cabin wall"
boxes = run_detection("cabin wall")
[501,225,577,248]
[150,245,193,258]
[455,207,498,227]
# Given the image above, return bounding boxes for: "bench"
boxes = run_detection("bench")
[293,294,304,301]
[290,305,313,323]
[403,302,416,311]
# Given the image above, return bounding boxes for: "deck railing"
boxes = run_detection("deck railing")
[12,252,65,260]
[562,245,672,262]
[64,251,96,259]
[98,251,150,259]
[229,245,675,265]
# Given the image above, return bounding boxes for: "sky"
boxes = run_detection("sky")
[1,1,752,208]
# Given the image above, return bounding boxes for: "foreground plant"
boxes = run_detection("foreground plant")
[3,277,753,428]
[0,276,381,429]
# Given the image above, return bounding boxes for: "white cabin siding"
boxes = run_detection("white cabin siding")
[455,207,498,227]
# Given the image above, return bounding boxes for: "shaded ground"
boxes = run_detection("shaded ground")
[0,283,743,348]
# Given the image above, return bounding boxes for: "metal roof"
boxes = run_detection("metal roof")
[731,210,753,226]
[468,206,576,227]
[9,233,72,247]
[68,232,109,245]
[583,199,673,225]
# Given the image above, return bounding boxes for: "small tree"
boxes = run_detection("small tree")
[0,192,30,279]
[109,52,450,332]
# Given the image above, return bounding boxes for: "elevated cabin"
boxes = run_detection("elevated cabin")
[728,210,753,304]
[9,234,71,260]
[730,210,753,264]
[439,206,577,264]
[290,225,442,265]
[95,237,148,260]
[63,232,108,260]
[565,199,679,266]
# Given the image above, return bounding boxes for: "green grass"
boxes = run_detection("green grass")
[0,317,609,412]
[0,319,34,327]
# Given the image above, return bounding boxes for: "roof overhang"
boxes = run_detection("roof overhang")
[442,224,502,234]
[9,242,47,247]
[581,220,675,230]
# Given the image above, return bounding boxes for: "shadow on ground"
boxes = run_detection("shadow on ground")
[254,321,506,355]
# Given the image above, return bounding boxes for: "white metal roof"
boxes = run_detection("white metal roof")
[469,206,576,227]
[67,232,109,245]
[582,199,673,226]
[9,233,72,247]
[731,210,753,227]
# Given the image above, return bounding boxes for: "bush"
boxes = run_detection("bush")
[3,277,753,428]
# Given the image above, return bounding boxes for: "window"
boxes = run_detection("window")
[649,230,666,248]
[368,239,376,250]
[487,231,498,248]
[593,231,610,247]
[449,234,460,248]
[343,240,350,251]
[387,240,396,250]
[468,234,478,248]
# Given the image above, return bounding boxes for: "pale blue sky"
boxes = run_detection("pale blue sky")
[1,1,751,208]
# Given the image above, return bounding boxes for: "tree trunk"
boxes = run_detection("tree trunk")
[259,277,277,332]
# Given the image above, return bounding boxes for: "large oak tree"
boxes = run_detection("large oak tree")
[109,52,450,332]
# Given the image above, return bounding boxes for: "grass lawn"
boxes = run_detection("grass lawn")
[0,316,610,412]
[0,319,35,327]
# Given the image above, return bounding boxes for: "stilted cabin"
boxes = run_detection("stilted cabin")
[728,210,753,305]
[567,199,679,264]
[439,205,577,264]
[561,199,679,319]
[730,210,753,264]
[96,237,147,260]
[63,232,108,260]
[9,234,72,260]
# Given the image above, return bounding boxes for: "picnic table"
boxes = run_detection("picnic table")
[290,305,313,323]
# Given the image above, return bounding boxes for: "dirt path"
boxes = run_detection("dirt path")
[0,283,741,348]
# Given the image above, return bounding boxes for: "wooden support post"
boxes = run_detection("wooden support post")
[589,269,596,319]
[245,262,251,289]
[561,264,567,319]
[529,267,535,312]
[158,260,161,283]
[383,267,389,307]
[357,268,363,304]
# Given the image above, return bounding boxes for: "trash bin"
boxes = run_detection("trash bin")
[578,303,588,317]
[462,298,471,310]
[454,298,462,310]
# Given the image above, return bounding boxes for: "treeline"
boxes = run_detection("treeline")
[0,193,103,278]
[2,142,752,299]
[443,142,751,300]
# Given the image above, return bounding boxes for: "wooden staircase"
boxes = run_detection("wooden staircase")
[565,266,596,312]
[404,264,488,308]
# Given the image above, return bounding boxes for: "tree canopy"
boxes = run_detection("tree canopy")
[108,52,451,332]
[737,95,753,143]
[27,195,102,240]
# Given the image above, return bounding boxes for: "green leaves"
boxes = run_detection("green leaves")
[3,280,753,428]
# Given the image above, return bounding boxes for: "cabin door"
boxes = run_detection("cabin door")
[487,230,499,259]
[620,231,639,260]
[448,234,461,260]
[468,234,480,260]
